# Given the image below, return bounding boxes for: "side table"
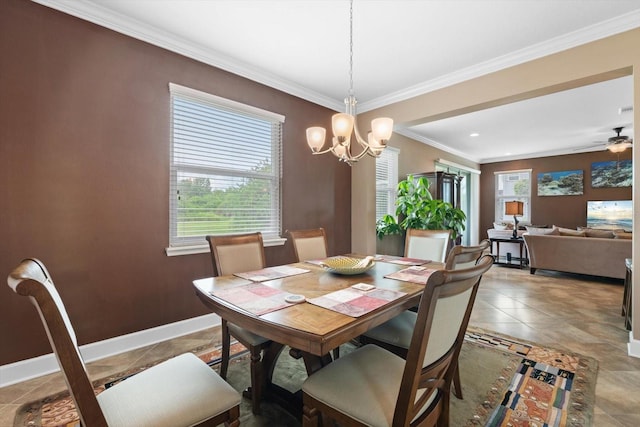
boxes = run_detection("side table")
[489,237,529,269]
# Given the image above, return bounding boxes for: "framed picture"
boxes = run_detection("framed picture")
[591,160,632,188]
[537,170,583,196]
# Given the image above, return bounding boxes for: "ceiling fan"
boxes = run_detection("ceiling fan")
[605,127,633,153]
[574,126,634,153]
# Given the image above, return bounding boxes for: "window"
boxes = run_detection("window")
[375,147,399,221]
[494,169,531,224]
[169,83,283,249]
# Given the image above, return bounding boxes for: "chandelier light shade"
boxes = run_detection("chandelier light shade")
[305,0,393,165]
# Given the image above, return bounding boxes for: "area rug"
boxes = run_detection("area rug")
[14,328,597,427]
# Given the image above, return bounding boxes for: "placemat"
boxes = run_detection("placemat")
[233,265,310,281]
[374,254,431,265]
[306,285,406,317]
[384,265,438,284]
[210,283,293,315]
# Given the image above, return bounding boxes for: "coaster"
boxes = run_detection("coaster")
[284,294,306,303]
[351,283,375,291]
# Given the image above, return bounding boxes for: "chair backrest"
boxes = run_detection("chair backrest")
[393,254,493,426]
[288,228,328,262]
[206,232,266,276]
[444,239,491,270]
[7,259,108,426]
[404,228,452,262]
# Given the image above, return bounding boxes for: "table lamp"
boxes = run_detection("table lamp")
[505,200,524,239]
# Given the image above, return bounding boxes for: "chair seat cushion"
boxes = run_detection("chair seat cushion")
[303,344,436,427]
[97,352,240,427]
[362,310,416,349]
[228,322,270,346]
[303,345,403,426]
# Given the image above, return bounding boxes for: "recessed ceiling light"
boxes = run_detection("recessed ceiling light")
[469,132,479,137]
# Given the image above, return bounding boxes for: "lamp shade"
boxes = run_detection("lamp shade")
[371,117,393,142]
[331,113,354,141]
[306,127,326,152]
[505,200,524,216]
[607,142,632,153]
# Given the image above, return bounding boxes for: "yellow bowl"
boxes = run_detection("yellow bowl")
[320,256,375,275]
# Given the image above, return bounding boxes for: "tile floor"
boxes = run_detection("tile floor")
[1,265,639,426]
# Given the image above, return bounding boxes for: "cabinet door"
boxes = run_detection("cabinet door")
[415,172,461,209]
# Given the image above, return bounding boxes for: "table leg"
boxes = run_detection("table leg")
[257,341,335,420]
[519,242,524,268]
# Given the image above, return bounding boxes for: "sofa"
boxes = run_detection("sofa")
[523,227,632,279]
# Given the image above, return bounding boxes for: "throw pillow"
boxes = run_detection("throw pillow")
[493,222,508,231]
[578,227,615,238]
[553,225,586,237]
[525,226,560,235]
[613,231,633,240]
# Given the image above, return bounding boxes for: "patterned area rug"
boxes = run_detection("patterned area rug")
[14,329,597,427]
[459,328,598,426]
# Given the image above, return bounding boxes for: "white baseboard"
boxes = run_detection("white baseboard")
[628,331,640,358]
[0,313,220,388]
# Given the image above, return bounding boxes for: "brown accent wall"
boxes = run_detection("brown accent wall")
[0,0,351,364]
[480,151,633,237]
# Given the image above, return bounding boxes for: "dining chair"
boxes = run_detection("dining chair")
[404,228,452,262]
[7,258,241,427]
[444,239,491,270]
[360,243,492,401]
[288,228,328,262]
[287,227,340,360]
[206,232,272,415]
[302,255,493,427]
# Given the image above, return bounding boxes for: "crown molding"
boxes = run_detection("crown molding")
[31,0,343,112]
[393,128,482,164]
[30,1,640,116]
[358,9,640,112]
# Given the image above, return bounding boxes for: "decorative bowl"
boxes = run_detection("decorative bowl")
[320,256,375,275]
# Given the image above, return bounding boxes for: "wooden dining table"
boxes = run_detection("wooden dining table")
[192,255,440,416]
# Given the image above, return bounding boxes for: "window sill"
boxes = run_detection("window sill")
[165,236,287,257]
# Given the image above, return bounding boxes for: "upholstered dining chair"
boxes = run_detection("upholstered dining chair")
[288,228,328,262]
[444,239,491,270]
[7,258,241,427]
[206,232,271,415]
[361,243,492,401]
[287,227,341,360]
[404,228,452,263]
[302,255,493,427]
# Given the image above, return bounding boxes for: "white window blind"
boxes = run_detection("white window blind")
[375,147,399,221]
[169,83,283,247]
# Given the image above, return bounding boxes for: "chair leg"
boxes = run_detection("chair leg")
[220,319,231,380]
[453,362,463,399]
[302,404,320,427]
[249,347,263,415]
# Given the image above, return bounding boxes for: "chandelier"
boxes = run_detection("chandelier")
[305,0,393,165]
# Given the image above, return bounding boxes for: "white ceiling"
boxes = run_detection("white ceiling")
[36,0,640,163]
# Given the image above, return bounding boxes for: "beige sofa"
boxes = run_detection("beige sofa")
[523,233,631,279]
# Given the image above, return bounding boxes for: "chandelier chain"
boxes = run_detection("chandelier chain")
[349,0,354,97]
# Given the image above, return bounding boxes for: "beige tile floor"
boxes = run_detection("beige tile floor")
[1,265,639,426]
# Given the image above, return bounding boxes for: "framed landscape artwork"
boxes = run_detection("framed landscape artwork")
[587,200,632,231]
[537,170,583,196]
[591,160,632,188]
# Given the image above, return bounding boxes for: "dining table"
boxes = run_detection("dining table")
[192,254,440,417]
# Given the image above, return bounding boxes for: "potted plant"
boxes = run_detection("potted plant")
[376,175,467,255]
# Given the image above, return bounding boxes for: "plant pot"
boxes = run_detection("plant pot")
[376,233,405,256]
